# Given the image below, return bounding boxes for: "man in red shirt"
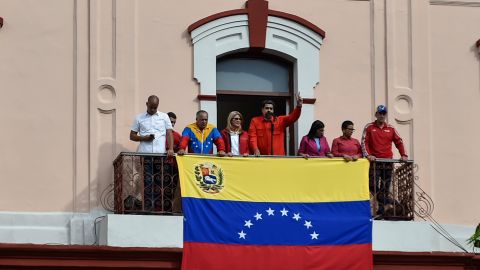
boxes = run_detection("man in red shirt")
[166,112,182,153]
[361,105,408,218]
[248,93,303,156]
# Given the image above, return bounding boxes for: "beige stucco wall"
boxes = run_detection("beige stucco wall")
[0,0,76,211]
[430,4,480,224]
[0,0,479,225]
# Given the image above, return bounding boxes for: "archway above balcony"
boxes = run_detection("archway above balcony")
[187,0,325,134]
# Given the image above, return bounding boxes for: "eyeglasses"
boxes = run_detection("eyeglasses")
[232,118,242,121]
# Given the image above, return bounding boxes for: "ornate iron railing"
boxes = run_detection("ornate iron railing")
[113,152,181,215]
[113,153,422,220]
[369,159,416,220]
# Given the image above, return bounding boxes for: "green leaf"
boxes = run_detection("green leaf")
[466,223,480,248]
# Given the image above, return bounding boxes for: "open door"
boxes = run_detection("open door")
[216,53,295,155]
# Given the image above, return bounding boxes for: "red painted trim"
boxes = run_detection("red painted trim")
[187,3,326,40]
[268,10,325,38]
[197,94,217,101]
[0,244,479,269]
[217,90,291,97]
[303,98,316,104]
[374,251,479,267]
[187,9,246,33]
[247,0,268,49]
[0,243,182,269]
[476,38,480,48]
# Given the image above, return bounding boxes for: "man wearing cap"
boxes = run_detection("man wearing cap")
[361,105,408,217]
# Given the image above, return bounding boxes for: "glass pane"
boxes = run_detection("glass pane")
[216,58,290,92]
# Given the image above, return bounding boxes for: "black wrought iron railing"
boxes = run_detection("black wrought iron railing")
[113,152,181,215]
[113,153,422,220]
[369,159,415,220]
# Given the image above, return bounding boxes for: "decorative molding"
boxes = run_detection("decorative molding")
[187,0,326,40]
[374,251,480,267]
[187,9,245,33]
[0,244,479,269]
[95,0,117,79]
[430,0,480,7]
[73,0,78,212]
[303,98,316,104]
[268,10,325,38]
[74,0,91,213]
[0,244,182,269]
[90,0,119,210]
[247,0,268,49]
[197,94,217,101]
[189,1,324,144]
[217,90,290,97]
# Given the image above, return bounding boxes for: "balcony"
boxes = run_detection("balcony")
[113,152,181,215]
[113,152,423,221]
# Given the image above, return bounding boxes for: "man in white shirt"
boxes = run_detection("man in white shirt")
[129,95,174,211]
[130,95,174,156]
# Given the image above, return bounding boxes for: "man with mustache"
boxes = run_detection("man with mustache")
[248,93,303,156]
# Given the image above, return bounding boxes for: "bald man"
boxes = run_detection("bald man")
[130,95,174,156]
[130,95,174,211]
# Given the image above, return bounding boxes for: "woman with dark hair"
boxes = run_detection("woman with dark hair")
[298,120,333,158]
[332,120,362,161]
[221,111,250,156]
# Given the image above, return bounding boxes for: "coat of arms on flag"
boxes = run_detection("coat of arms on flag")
[177,155,373,270]
[193,162,224,193]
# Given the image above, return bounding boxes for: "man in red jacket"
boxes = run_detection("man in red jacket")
[361,105,408,218]
[248,93,303,156]
[361,105,408,161]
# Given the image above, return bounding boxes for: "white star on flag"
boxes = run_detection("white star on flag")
[244,220,253,228]
[280,208,289,216]
[304,220,312,229]
[238,230,246,239]
[266,207,275,216]
[254,212,263,220]
[292,213,301,221]
[310,231,319,240]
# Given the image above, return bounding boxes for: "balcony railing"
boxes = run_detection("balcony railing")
[369,159,415,220]
[113,152,181,215]
[113,153,420,220]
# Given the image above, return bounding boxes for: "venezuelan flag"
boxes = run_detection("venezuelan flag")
[177,155,372,270]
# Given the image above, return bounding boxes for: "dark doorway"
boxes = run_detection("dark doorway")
[216,52,295,155]
[217,93,295,155]
[217,94,287,131]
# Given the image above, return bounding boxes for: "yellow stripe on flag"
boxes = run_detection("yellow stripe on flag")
[177,155,370,203]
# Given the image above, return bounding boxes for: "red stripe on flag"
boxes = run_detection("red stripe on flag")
[182,242,372,270]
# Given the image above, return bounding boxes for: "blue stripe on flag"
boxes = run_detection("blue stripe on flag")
[183,198,372,246]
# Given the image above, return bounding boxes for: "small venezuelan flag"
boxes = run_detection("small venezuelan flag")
[177,155,372,270]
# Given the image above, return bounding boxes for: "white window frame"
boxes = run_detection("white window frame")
[190,14,323,147]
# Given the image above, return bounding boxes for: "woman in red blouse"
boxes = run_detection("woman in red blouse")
[331,120,362,161]
[221,111,250,156]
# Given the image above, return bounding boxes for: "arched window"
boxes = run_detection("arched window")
[188,1,324,153]
[216,53,295,154]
